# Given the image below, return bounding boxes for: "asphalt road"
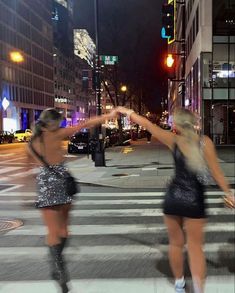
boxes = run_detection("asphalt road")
[0,142,234,293]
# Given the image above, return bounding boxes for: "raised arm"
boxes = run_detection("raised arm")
[203,135,234,208]
[117,107,175,148]
[58,111,117,139]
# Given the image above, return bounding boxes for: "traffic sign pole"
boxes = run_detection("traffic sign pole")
[94,0,105,167]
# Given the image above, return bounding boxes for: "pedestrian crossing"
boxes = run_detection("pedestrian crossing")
[0,190,234,293]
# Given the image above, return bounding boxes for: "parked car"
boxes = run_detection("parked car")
[106,128,119,146]
[14,129,32,142]
[68,131,92,154]
[0,131,14,144]
[68,130,111,154]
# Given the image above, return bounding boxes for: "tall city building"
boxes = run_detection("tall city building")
[73,29,96,123]
[52,0,76,126]
[168,0,235,144]
[0,0,54,131]
[74,29,96,67]
[74,56,96,124]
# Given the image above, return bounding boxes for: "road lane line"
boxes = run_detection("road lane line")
[5,222,235,236]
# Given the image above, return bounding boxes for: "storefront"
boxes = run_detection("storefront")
[201,0,235,144]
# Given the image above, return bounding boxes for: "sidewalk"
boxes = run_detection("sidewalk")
[67,138,235,189]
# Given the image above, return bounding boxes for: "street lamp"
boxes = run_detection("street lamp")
[121,85,127,93]
[0,51,24,130]
[9,51,24,63]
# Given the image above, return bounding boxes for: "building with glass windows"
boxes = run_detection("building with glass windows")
[168,0,235,144]
[0,0,54,132]
[52,0,77,126]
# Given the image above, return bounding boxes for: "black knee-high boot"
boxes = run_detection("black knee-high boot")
[59,237,68,254]
[49,244,69,293]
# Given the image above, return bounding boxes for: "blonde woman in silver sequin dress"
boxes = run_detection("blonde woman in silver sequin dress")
[117,106,234,293]
[27,108,117,293]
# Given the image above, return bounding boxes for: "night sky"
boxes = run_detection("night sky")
[74,0,167,113]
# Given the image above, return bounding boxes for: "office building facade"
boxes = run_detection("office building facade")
[0,0,54,131]
[169,0,235,144]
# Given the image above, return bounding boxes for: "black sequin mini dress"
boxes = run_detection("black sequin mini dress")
[163,143,207,218]
[35,163,73,208]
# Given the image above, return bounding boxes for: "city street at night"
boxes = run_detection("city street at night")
[1,0,235,292]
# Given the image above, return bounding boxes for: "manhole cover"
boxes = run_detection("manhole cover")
[112,173,129,177]
[0,219,23,232]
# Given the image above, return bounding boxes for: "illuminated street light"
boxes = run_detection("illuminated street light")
[9,51,24,63]
[121,85,127,92]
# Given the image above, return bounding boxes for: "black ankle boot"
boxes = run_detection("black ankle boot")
[49,244,70,293]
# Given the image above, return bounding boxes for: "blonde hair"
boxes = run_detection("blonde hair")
[33,108,62,138]
[173,108,205,173]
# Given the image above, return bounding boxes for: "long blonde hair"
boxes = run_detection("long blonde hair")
[32,108,62,139]
[173,108,205,173]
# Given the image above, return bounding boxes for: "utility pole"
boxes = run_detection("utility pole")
[94,0,105,166]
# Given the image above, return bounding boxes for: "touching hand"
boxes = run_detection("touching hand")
[116,106,129,115]
[223,190,235,209]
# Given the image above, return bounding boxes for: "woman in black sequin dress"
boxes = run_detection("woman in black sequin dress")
[27,108,117,293]
[117,106,234,293]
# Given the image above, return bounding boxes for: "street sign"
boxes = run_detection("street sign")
[100,55,118,65]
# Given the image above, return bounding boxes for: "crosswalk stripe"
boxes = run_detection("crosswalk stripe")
[0,243,234,261]
[0,243,234,259]
[5,222,235,236]
[0,208,233,219]
[0,198,226,204]
[0,277,234,293]
[0,190,231,196]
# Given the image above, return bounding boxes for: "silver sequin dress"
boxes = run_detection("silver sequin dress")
[35,163,73,208]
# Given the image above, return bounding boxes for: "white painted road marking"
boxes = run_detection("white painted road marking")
[0,191,230,197]
[0,277,234,293]
[5,222,235,236]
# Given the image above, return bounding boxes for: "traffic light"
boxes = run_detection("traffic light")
[165,54,176,79]
[162,0,176,44]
